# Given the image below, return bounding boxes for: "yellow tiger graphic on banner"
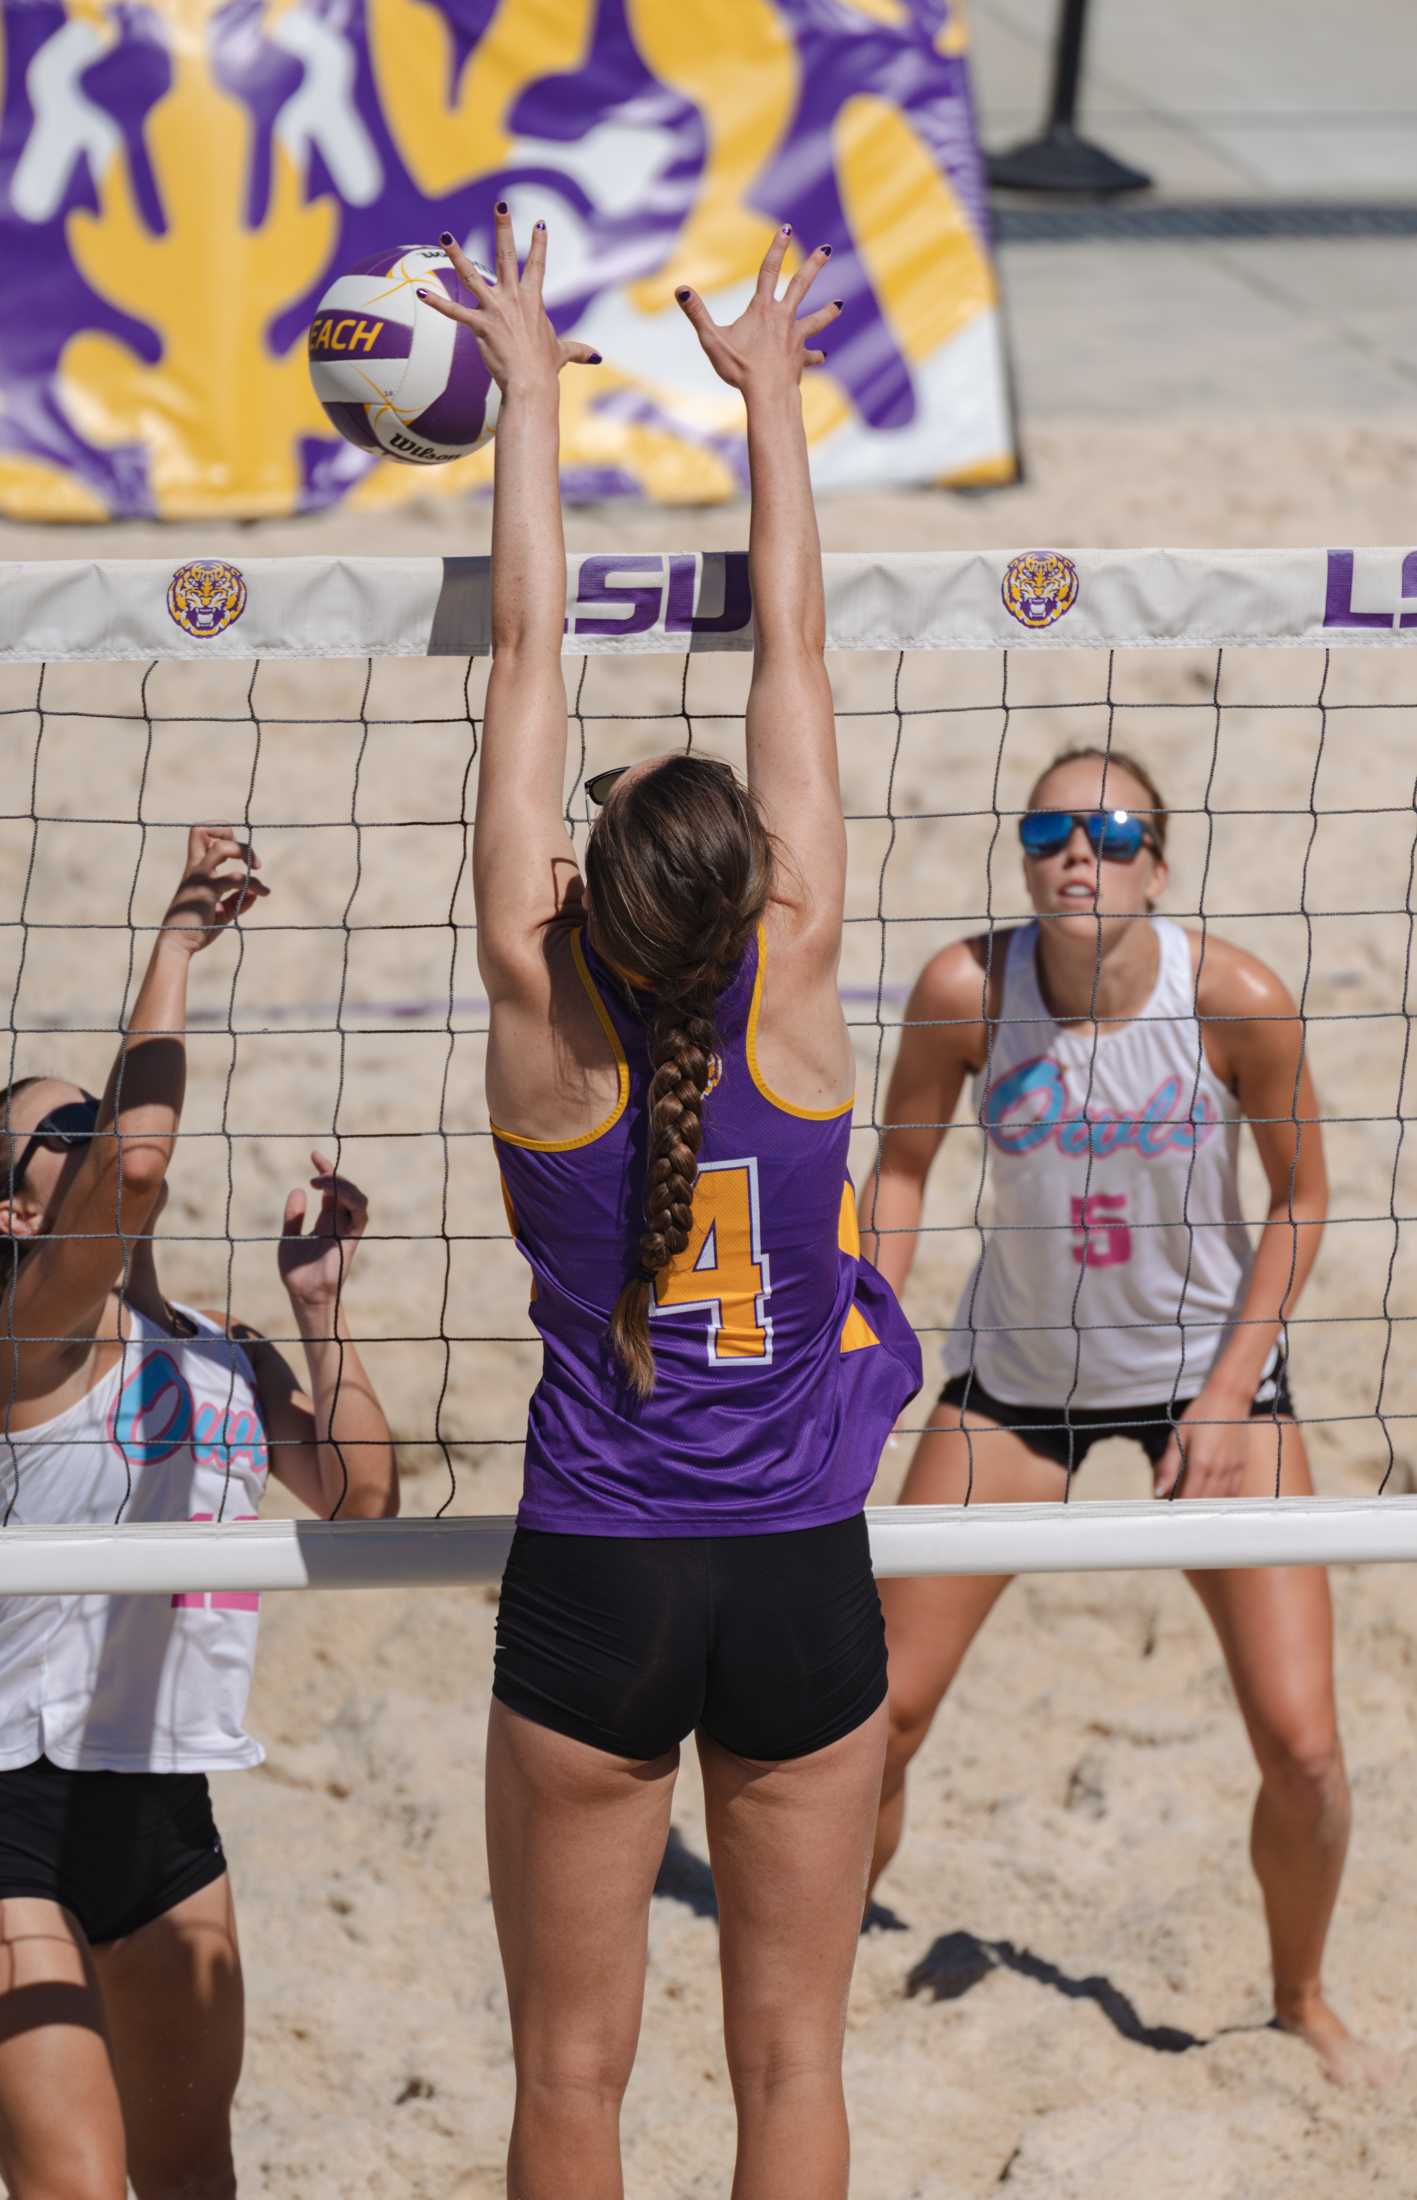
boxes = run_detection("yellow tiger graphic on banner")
[0,0,1016,519]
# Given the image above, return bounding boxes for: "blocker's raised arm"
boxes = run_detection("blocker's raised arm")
[2,827,266,1365]
[420,208,600,1004]
[677,230,845,961]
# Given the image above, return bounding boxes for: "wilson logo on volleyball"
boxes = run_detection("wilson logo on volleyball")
[1002,552,1079,631]
[167,560,248,638]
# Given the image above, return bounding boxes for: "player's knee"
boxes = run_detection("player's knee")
[725,2020,843,2105]
[516,2043,635,2120]
[883,1684,936,1780]
[1257,1719,1346,1809]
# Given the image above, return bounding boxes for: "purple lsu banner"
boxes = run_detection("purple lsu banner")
[0,0,1017,522]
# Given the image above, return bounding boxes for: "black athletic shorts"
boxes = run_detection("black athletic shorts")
[0,1756,227,1945]
[493,1512,887,1763]
[938,1353,1295,1474]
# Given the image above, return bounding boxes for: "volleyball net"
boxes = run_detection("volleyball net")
[1,546,1415,1590]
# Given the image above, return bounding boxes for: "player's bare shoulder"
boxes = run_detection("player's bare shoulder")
[904,928,1018,1076]
[1187,928,1299,1018]
[1187,928,1302,1086]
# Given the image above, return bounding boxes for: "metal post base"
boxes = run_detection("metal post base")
[987,124,1152,197]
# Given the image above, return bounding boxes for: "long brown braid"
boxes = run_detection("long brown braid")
[585,756,774,1397]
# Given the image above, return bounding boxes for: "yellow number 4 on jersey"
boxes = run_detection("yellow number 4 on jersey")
[652,1158,771,1365]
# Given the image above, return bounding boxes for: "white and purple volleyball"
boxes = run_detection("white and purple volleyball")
[308,245,500,465]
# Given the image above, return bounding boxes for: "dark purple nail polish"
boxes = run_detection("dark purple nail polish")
[833,299,843,309]
[439,230,453,246]
[416,288,430,299]
[494,201,507,215]
[534,219,546,231]
[588,352,603,363]
[781,223,792,235]
[675,287,690,301]
[820,243,832,257]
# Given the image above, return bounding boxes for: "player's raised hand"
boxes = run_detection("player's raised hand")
[157,826,267,957]
[417,206,601,396]
[277,1151,371,1311]
[675,227,841,394]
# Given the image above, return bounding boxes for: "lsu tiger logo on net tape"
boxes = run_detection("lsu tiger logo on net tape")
[1002,552,1079,631]
[167,560,248,639]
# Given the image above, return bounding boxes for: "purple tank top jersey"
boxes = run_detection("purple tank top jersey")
[494,927,921,1536]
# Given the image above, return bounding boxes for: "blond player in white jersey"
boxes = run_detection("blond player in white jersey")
[0,827,398,2198]
[861,746,1391,2088]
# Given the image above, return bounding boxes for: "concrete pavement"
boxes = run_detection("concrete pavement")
[972,0,1417,425]
[972,0,1417,198]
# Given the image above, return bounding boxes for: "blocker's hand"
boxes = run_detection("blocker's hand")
[417,205,600,396]
[675,227,841,394]
[157,825,267,957]
[1153,1382,1255,1499]
[278,1151,371,1313]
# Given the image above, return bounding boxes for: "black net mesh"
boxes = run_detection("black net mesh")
[0,635,1414,1526]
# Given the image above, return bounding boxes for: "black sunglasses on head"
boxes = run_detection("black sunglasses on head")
[585,765,630,807]
[7,1093,101,1194]
[585,757,736,809]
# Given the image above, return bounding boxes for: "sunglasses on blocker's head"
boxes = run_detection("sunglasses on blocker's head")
[7,1093,101,1194]
[585,766,629,807]
[584,758,736,808]
[1018,809,1158,865]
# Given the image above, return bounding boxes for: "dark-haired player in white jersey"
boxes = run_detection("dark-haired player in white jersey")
[0,827,398,2197]
[862,745,1391,2087]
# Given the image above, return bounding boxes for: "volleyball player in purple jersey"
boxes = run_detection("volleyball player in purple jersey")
[860,745,1391,2088]
[420,211,919,2196]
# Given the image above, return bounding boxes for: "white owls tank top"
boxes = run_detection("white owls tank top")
[0,1306,270,1773]
[943,919,1267,1410]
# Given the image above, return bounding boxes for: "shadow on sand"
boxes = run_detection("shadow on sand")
[653,1826,719,1921]
[654,1836,1231,2061]
[905,1928,1207,2054]
[654,1829,912,1936]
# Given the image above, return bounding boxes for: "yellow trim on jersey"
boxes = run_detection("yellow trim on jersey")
[746,925,854,1120]
[840,1304,880,1353]
[836,1182,879,1351]
[489,931,630,1151]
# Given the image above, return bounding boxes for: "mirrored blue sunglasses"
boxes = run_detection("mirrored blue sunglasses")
[1018,808,1157,865]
